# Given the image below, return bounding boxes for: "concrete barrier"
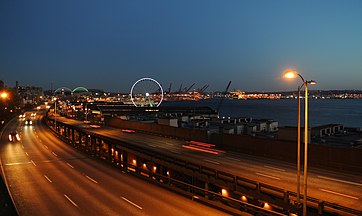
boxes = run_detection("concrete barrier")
[107,118,362,174]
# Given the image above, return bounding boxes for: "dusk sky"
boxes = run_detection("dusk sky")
[1,0,361,93]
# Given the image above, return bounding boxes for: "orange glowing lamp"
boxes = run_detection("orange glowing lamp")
[283,70,298,79]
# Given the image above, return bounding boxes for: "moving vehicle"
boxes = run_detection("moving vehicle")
[9,131,21,142]
[25,119,32,125]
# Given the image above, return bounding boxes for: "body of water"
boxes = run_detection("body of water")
[162,99,362,129]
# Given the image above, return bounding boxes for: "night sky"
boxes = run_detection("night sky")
[1,0,361,93]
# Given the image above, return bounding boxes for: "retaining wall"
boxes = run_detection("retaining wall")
[107,118,362,174]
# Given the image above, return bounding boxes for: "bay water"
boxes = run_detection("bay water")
[162,99,362,129]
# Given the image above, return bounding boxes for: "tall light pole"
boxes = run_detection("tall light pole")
[53,97,57,130]
[297,85,301,205]
[284,70,316,216]
[85,102,88,121]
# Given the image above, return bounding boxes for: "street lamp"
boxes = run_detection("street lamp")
[53,97,57,130]
[85,102,88,121]
[284,70,316,216]
[1,92,8,99]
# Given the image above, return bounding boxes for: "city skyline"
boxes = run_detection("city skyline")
[1,0,361,92]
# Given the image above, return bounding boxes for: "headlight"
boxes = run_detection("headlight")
[9,134,13,142]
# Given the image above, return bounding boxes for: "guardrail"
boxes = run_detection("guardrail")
[46,117,362,216]
[132,163,287,216]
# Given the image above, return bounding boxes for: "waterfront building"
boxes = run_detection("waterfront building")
[311,124,344,138]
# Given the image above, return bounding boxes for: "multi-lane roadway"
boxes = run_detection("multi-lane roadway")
[58,116,362,211]
[0,113,229,216]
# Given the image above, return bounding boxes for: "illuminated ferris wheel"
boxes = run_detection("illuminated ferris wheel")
[130,78,164,107]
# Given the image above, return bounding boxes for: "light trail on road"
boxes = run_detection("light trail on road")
[0,113,229,216]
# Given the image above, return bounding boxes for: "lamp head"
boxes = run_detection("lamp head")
[283,70,298,79]
[1,92,8,99]
[308,80,317,85]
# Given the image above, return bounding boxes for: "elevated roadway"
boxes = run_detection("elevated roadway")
[0,114,228,215]
[57,116,362,212]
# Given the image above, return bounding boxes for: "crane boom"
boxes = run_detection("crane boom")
[216,81,231,114]
[184,83,195,93]
[168,82,172,93]
[200,84,209,93]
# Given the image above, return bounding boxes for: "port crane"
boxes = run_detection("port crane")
[167,82,172,94]
[198,84,209,93]
[216,81,231,115]
[177,83,196,93]
[183,83,195,93]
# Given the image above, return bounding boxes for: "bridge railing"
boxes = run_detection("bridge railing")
[45,117,362,216]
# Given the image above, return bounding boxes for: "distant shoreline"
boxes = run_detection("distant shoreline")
[163,98,362,129]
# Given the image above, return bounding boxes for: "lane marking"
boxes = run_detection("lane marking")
[44,145,48,149]
[66,163,74,169]
[5,162,31,166]
[318,175,362,187]
[203,159,220,165]
[264,165,285,172]
[319,189,359,200]
[225,156,241,162]
[25,152,29,156]
[256,172,281,180]
[21,145,24,149]
[52,152,58,157]
[64,194,79,208]
[44,175,52,183]
[121,197,143,210]
[30,160,37,167]
[85,175,98,184]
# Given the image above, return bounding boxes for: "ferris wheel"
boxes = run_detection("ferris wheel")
[130,78,164,107]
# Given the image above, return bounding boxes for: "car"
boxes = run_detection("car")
[9,131,21,142]
[25,119,32,125]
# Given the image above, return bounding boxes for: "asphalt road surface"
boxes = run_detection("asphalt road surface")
[58,116,362,211]
[0,114,229,216]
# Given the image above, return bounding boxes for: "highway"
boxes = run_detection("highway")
[0,113,229,216]
[58,116,362,211]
